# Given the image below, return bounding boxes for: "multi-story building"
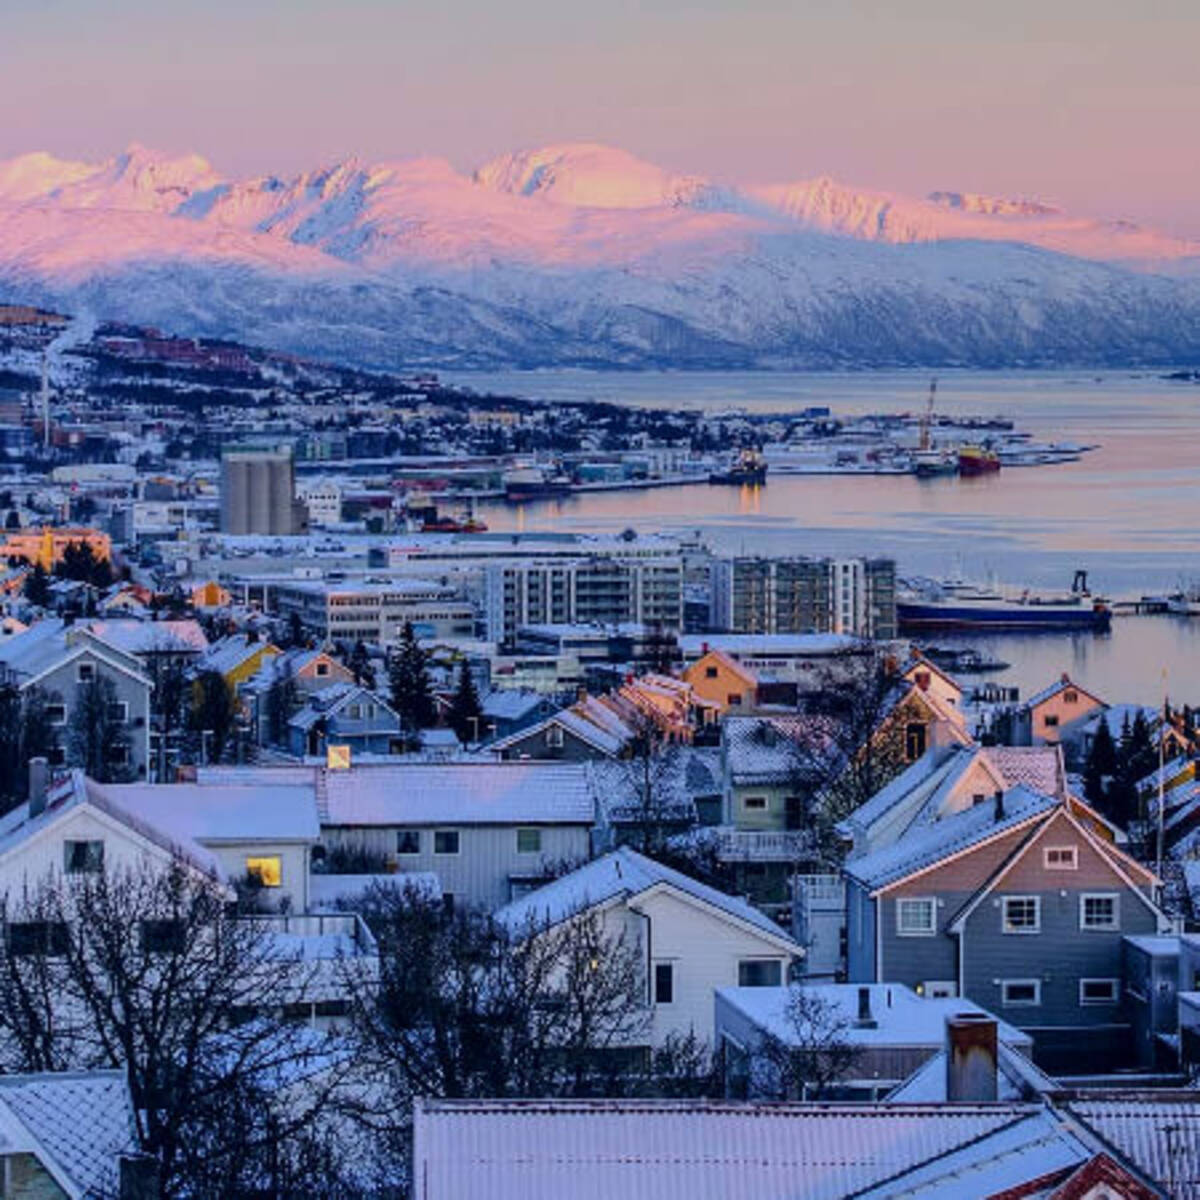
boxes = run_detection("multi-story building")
[709,555,896,640]
[482,556,683,644]
[270,578,475,646]
[220,445,309,536]
[296,479,343,527]
[0,526,112,570]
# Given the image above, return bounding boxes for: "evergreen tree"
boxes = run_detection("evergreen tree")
[388,621,436,738]
[265,660,299,747]
[1083,714,1117,808]
[24,562,51,608]
[348,640,375,689]
[190,670,238,764]
[448,658,483,743]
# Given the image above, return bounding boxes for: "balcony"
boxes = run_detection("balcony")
[715,828,815,862]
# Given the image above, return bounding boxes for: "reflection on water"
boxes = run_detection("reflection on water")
[464,369,1200,704]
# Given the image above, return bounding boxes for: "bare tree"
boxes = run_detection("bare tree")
[746,985,859,1099]
[611,712,693,855]
[68,674,133,782]
[0,863,350,1195]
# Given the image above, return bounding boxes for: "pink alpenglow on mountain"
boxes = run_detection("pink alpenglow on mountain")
[1,141,1198,369]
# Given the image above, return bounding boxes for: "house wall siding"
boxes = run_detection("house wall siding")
[321,823,592,909]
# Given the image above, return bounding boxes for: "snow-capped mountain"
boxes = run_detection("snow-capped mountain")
[1,141,1197,369]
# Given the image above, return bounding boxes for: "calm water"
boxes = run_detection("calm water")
[449,369,1200,705]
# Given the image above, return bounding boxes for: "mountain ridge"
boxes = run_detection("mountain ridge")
[1,141,1198,370]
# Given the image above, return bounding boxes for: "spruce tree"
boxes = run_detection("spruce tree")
[389,621,436,737]
[448,658,483,743]
[1083,714,1117,808]
[24,562,51,608]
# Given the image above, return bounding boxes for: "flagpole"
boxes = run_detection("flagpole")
[1156,667,1167,884]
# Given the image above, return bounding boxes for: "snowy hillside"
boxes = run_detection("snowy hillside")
[0,141,1198,369]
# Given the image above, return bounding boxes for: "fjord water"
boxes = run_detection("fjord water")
[457,369,1200,705]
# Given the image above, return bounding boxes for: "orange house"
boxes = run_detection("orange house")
[190,579,232,610]
[682,648,759,714]
[1024,674,1105,745]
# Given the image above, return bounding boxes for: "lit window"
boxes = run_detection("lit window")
[246,856,282,887]
[738,960,782,987]
[517,828,542,854]
[63,839,104,875]
[434,830,460,855]
[654,962,674,1005]
[396,830,421,855]
[896,897,937,936]
[1044,846,1077,870]
[1080,893,1119,930]
[1002,896,1040,933]
[1080,978,1119,1005]
[1001,979,1041,1006]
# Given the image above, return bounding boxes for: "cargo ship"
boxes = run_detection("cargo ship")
[957,445,1001,475]
[898,571,1110,632]
[502,465,574,503]
[709,448,768,485]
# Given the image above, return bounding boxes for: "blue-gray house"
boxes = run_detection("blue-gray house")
[288,683,403,758]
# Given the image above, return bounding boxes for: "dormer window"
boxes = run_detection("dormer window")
[1064,690,1078,704]
[77,662,95,684]
[1044,846,1078,870]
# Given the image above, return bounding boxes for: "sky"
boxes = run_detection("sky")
[2,0,1197,236]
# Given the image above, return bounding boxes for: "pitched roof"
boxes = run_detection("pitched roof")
[0,1071,137,1199]
[496,846,796,947]
[411,1097,1053,1200]
[724,714,832,783]
[887,1042,1057,1103]
[319,762,596,826]
[844,785,1058,893]
[79,618,209,655]
[1022,674,1104,711]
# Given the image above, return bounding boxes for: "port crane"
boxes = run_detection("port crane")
[918,377,938,452]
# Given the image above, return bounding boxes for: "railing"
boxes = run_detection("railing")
[793,874,845,907]
[715,829,815,862]
[241,911,377,956]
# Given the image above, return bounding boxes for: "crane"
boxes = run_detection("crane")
[918,377,938,453]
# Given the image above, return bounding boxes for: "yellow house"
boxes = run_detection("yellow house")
[190,579,232,610]
[203,635,282,689]
[682,648,758,714]
[0,526,111,570]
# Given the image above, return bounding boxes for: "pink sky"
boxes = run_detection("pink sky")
[2,0,1197,237]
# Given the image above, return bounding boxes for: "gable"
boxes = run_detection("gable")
[942,757,1007,816]
[887,822,1037,898]
[632,882,799,956]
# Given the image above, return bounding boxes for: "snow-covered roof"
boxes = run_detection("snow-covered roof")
[199,634,277,676]
[411,1097,1053,1200]
[844,785,1057,892]
[79,618,208,655]
[102,781,321,843]
[319,762,596,826]
[481,689,551,721]
[1022,674,1103,711]
[678,633,863,658]
[886,1042,1055,1103]
[0,1070,137,1199]
[718,983,1030,1052]
[496,846,796,947]
[724,715,831,784]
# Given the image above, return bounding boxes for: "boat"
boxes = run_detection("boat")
[923,646,1011,673]
[502,465,574,503]
[957,445,1001,475]
[898,570,1111,632]
[912,448,958,478]
[1167,583,1200,615]
[421,514,488,534]
[709,448,767,486]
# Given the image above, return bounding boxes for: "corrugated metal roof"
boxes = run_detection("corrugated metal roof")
[413,1098,1040,1200]
[321,762,596,826]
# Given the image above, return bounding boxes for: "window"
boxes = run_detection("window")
[77,662,94,683]
[245,856,282,887]
[7,921,68,957]
[1064,690,1078,704]
[434,830,460,855]
[396,830,421,855]
[517,828,542,854]
[46,703,67,726]
[63,839,104,875]
[1001,979,1041,1006]
[905,722,927,761]
[896,897,937,936]
[743,796,767,811]
[1044,846,1078,870]
[141,919,186,955]
[1080,978,1119,1005]
[48,746,67,767]
[316,662,330,677]
[347,704,361,720]
[705,665,718,679]
[546,725,564,748]
[920,981,957,999]
[1043,714,1059,728]
[654,962,674,1005]
[738,960,782,987]
[1002,896,1040,934]
[1080,893,1119,931]
[107,701,129,723]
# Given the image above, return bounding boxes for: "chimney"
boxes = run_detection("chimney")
[28,757,49,818]
[855,986,877,1029]
[945,1013,998,1102]
[993,789,1005,823]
